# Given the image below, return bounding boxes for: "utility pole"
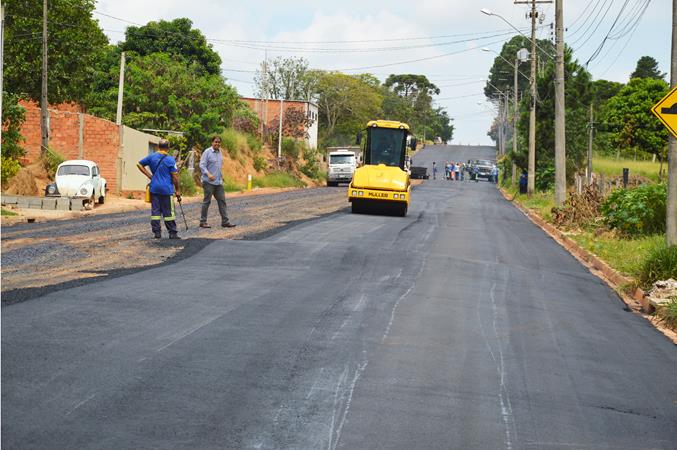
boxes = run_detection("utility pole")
[528,0,537,196]
[554,0,566,206]
[115,52,125,125]
[277,98,283,160]
[40,0,49,154]
[667,0,677,245]
[0,3,5,147]
[587,103,594,186]
[515,0,552,196]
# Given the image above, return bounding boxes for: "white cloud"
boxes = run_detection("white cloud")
[95,0,670,145]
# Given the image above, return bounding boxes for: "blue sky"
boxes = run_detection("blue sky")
[96,0,671,145]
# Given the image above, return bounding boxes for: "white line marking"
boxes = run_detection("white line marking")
[332,358,368,450]
[155,315,221,352]
[477,282,516,450]
[64,394,96,416]
[328,366,349,450]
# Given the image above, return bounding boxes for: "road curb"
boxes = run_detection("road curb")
[499,188,677,345]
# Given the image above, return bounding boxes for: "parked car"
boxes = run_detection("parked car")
[475,159,495,180]
[45,160,107,207]
[410,166,429,179]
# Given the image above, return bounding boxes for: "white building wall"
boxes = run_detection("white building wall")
[306,103,319,149]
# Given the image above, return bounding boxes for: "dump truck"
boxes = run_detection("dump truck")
[348,120,416,217]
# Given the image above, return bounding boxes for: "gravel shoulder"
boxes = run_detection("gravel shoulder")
[1,187,348,304]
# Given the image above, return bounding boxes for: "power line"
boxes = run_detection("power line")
[585,0,633,66]
[566,0,604,38]
[570,0,615,50]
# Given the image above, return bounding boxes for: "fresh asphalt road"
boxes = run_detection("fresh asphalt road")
[3,145,677,449]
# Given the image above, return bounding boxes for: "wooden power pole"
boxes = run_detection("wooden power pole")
[40,0,49,154]
[668,0,677,245]
[515,0,552,196]
[554,0,566,206]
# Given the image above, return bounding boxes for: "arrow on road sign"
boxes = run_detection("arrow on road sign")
[652,86,677,138]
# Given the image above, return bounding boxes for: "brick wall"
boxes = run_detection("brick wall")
[241,97,318,148]
[19,101,121,192]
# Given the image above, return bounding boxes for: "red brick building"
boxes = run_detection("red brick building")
[241,97,319,149]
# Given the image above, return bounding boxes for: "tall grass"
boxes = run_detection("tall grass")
[638,244,677,289]
[253,172,305,188]
[593,156,663,182]
[515,190,556,222]
[570,233,665,279]
[221,128,249,159]
[222,175,243,192]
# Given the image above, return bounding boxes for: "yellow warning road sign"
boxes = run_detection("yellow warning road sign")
[652,86,677,138]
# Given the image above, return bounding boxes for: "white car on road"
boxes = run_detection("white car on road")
[45,160,107,207]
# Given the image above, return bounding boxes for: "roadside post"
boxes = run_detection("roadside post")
[651,83,677,245]
[622,168,629,189]
[247,174,252,191]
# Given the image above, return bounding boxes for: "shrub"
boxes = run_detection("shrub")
[42,148,65,180]
[221,128,247,159]
[656,299,677,331]
[178,168,197,196]
[1,92,26,161]
[253,155,267,172]
[601,184,667,236]
[253,172,305,188]
[300,147,325,180]
[232,104,260,135]
[222,175,243,192]
[638,244,677,289]
[281,137,301,159]
[1,156,21,185]
[247,134,263,153]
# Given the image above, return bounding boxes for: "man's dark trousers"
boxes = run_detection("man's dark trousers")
[151,194,178,236]
[201,182,229,225]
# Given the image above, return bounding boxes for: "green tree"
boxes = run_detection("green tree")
[630,56,666,81]
[428,107,454,142]
[254,57,317,101]
[1,92,27,182]
[384,74,440,100]
[515,47,593,188]
[85,53,239,152]
[600,77,669,158]
[383,74,442,138]
[121,18,222,76]
[4,0,108,103]
[313,72,383,146]
[591,79,624,157]
[484,35,553,102]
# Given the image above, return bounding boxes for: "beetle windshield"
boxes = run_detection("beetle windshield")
[367,128,406,167]
[57,165,90,176]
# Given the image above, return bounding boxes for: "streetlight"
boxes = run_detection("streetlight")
[479,8,554,59]
[480,78,509,155]
[481,6,544,195]
[482,46,529,182]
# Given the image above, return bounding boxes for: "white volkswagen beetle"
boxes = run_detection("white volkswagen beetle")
[45,160,107,207]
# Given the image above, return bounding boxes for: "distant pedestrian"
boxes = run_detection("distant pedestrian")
[519,170,528,194]
[473,165,479,182]
[432,161,438,180]
[445,162,451,180]
[137,139,181,239]
[491,165,499,184]
[454,163,460,181]
[459,163,465,181]
[199,136,236,229]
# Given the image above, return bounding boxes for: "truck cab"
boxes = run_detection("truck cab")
[326,149,357,186]
[348,120,416,216]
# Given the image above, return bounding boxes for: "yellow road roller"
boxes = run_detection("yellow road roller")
[348,120,416,217]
